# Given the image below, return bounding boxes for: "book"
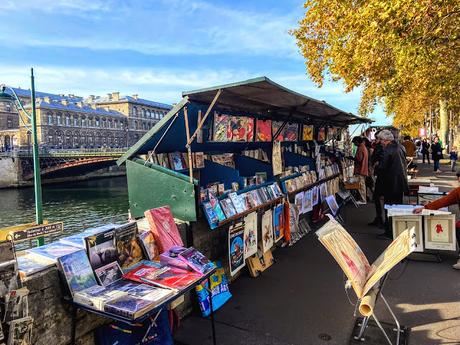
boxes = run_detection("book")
[316,217,417,299]
[3,287,29,323]
[94,261,123,286]
[228,222,245,276]
[59,224,117,248]
[261,210,274,253]
[114,222,144,270]
[243,212,258,259]
[160,246,190,271]
[250,190,262,206]
[73,284,128,310]
[57,249,97,296]
[273,204,285,242]
[220,198,237,218]
[124,263,201,291]
[228,192,246,213]
[144,206,184,254]
[26,242,80,262]
[194,152,205,168]
[0,243,19,296]
[202,201,219,228]
[7,316,33,345]
[169,152,186,170]
[209,193,226,221]
[85,229,118,270]
[178,247,215,275]
[138,231,159,261]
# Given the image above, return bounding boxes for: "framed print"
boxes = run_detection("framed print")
[417,192,448,210]
[391,215,424,252]
[423,214,456,251]
[302,125,314,141]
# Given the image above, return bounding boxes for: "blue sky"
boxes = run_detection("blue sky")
[0,0,391,125]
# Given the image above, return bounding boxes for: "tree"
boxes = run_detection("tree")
[291,0,460,135]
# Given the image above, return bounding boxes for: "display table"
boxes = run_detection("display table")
[66,268,217,345]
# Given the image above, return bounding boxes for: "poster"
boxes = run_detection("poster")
[229,116,253,142]
[272,122,298,141]
[423,214,456,251]
[273,204,285,242]
[302,125,314,141]
[312,186,319,206]
[243,213,258,259]
[325,195,340,216]
[294,193,304,214]
[319,183,328,201]
[272,121,283,141]
[391,216,424,252]
[256,119,272,142]
[228,223,245,276]
[261,210,274,253]
[272,141,283,176]
[317,127,326,141]
[213,113,230,141]
[302,190,313,213]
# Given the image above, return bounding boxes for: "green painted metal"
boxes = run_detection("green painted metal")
[117,96,189,166]
[126,159,197,221]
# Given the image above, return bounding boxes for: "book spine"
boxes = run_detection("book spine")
[104,305,134,319]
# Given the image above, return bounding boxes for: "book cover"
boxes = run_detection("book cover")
[114,222,144,270]
[27,242,81,262]
[228,192,246,213]
[16,253,53,279]
[7,316,33,345]
[195,152,205,168]
[57,249,97,296]
[243,213,258,259]
[169,152,185,171]
[250,190,262,206]
[241,192,254,209]
[73,284,128,310]
[213,113,230,141]
[256,119,272,142]
[160,246,190,271]
[220,198,237,218]
[272,141,282,175]
[94,261,123,286]
[104,294,157,320]
[85,229,118,270]
[272,121,283,141]
[273,204,285,242]
[209,193,226,221]
[312,186,319,206]
[3,287,29,323]
[144,206,184,254]
[124,263,201,290]
[178,247,215,275]
[261,210,274,253]
[59,224,117,248]
[138,231,159,261]
[202,202,219,228]
[228,223,245,276]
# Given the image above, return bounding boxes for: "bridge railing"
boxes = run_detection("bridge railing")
[0,147,127,158]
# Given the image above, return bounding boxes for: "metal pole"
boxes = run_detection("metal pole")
[30,68,44,245]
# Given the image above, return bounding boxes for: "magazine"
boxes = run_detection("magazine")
[228,222,245,276]
[261,210,274,253]
[85,229,118,270]
[3,287,29,323]
[94,261,123,286]
[243,213,258,259]
[316,218,417,298]
[138,231,159,261]
[7,316,33,345]
[114,222,144,270]
[57,249,97,296]
[228,193,246,214]
[59,224,117,248]
[144,206,184,254]
[178,247,215,275]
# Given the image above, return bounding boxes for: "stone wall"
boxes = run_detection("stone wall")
[0,156,19,187]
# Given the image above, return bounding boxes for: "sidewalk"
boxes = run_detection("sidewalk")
[175,162,460,345]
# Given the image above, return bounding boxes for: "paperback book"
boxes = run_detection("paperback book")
[220,198,237,218]
[202,201,219,228]
[138,231,159,261]
[228,193,246,214]
[273,204,285,242]
[208,193,226,221]
[3,287,29,323]
[57,249,97,296]
[114,222,144,270]
[178,247,215,275]
[94,261,124,286]
[243,213,258,259]
[85,229,118,270]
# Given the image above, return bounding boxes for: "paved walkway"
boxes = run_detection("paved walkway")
[175,161,460,345]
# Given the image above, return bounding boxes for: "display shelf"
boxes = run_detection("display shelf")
[217,196,284,228]
[287,173,340,196]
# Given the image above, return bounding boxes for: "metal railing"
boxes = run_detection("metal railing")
[0,147,127,158]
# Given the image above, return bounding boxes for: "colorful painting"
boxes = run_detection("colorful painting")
[302,125,314,141]
[228,223,245,276]
[423,214,456,251]
[213,113,230,141]
[256,119,272,142]
[272,122,298,141]
[317,127,326,141]
[261,210,274,253]
[243,213,258,259]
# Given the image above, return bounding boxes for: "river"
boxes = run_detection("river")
[0,177,129,241]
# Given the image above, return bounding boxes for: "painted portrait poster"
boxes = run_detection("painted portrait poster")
[317,127,326,141]
[282,123,298,141]
[256,119,272,142]
[302,125,314,141]
[228,116,253,142]
[228,223,245,276]
[261,210,274,253]
[243,213,258,259]
[213,113,230,141]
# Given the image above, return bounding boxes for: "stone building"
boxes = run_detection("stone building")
[0,87,172,150]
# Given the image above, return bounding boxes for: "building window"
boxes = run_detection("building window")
[5,104,11,112]
[7,118,12,128]
[47,113,53,125]
[74,117,78,126]
[133,106,137,117]
[81,117,86,126]
[66,115,71,126]
[57,114,62,125]
[95,118,100,127]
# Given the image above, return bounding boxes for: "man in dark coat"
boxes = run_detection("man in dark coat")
[431,136,443,173]
[368,135,385,226]
[374,130,408,238]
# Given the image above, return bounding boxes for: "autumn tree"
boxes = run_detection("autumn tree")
[291,0,460,141]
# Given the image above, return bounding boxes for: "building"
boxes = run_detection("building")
[0,87,172,150]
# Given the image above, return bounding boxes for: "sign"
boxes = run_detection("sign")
[419,128,427,137]
[10,222,63,242]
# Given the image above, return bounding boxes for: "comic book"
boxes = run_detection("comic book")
[316,218,417,298]
[178,247,215,275]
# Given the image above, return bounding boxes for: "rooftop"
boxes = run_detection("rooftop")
[6,86,83,102]
[34,98,126,119]
[91,92,172,110]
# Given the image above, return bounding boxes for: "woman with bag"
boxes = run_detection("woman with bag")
[431,136,443,173]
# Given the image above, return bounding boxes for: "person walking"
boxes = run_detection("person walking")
[421,138,430,164]
[368,134,385,227]
[352,136,369,203]
[374,130,408,238]
[431,137,443,173]
[450,146,458,172]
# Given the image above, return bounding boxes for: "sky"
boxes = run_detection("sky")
[0,0,391,125]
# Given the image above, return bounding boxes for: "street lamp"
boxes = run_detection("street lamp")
[0,68,44,246]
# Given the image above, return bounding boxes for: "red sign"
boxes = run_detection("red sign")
[419,128,427,137]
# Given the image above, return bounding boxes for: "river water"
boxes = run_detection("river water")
[0,177,129,241]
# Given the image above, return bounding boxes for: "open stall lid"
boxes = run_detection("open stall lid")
[118,76,371,165]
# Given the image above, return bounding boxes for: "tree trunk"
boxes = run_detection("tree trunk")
[439,99,448,151]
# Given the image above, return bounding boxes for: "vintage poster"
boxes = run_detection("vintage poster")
[302,125,314,141]
[272,121,283,141]
[283,123,299,141]
[294,192,304,214]
[228,223,245,276]
[423,214,456,251]
[261,210,274,253]
[273,204,285,242]
[391,215,424,252]
[243,213,258,259]
[302,190,313,213]
[272,141,283,176]
[212,113,230,141]
[228,116,253,142]
[256,119,272,142]
[325,195,340,216]
[317,127,326,141]
[319,183,328,202]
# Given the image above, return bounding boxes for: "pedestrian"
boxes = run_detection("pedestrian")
[414,172,460,270]
[431,137,443,173]
[402,135,416,158]
[352,136,369,203]
[374,130,408,238]
[421,138,430,164]
[368,134,385,227]
[450,146,458,172]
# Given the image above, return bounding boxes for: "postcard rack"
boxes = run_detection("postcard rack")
[66,268,218,345]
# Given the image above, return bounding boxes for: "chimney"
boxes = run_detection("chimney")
[132,94,138,100]
[111,92,120,101]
